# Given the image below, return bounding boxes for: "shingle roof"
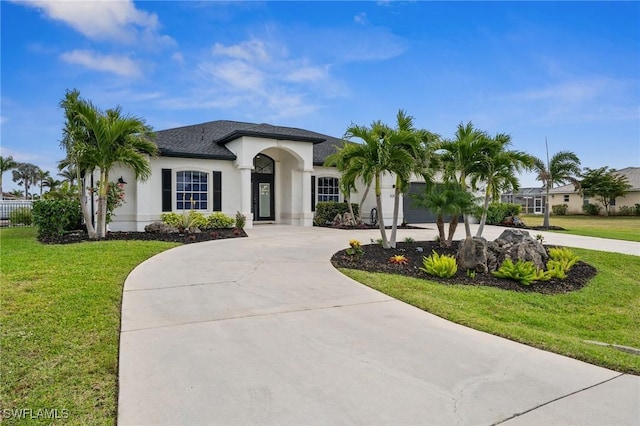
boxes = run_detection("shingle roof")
[152,120,345,164]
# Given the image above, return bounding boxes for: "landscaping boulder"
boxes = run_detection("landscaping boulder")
[488,229,548,271]
[457,237,489,273]
[144,222,179,234]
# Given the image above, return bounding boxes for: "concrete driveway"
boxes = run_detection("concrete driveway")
[118,225,639,425]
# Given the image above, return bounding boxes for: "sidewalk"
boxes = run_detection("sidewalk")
[118,225,639,425]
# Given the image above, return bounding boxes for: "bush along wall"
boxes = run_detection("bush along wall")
[486,203,522,225]
[313,202,360,226]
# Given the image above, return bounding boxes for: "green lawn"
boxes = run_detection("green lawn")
[521,214,640,242]
[0,227,178,425]
[342,247,640,374]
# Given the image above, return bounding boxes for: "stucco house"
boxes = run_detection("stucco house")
[108,120,403,231]
[548,167,640,215]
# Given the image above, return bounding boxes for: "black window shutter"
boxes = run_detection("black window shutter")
[311,175,316,212]
[213,171,222,211]
[161,169,172,212]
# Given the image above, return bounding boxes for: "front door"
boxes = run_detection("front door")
[251,154,275,221]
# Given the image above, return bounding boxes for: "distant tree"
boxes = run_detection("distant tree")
[0,155,18,197]
[42,176,63,193]
[9,189,24,198]
[579,167,632,216]
[11,162,39,199]
[36,168,51,196]
[533,150,581,228]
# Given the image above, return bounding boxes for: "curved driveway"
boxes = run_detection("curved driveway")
[118,225,639,425]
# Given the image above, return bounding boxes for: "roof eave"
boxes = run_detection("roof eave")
[216,130,326,145]
[159,150,236,161]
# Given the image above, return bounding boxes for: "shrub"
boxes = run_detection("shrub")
[486,203,522,225]
[492,259,546,285]
[32,199,82,237]
[636,204,640,216]
[160,212,182,228]
[235,211,246,230]
[551,204,568,215]
[420,251,458,278]
[582,203,601,216]
[9,207,33,226]
[617,205,638,216]
[314,202,360,226]
[205,212,235,229]
[188,211,207,229]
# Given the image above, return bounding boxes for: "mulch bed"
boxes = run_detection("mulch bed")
[37,228,247,245]
[331,240,597,294]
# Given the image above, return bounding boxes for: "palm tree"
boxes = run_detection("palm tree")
[412,181,475,247]
[471,133,536,237]
[68,97,158,238]
[11,162,39,199]
[57,165,78,187]
[439,122,493,238]
[336,120,394,248]
[42,176,63,192]
[0,155,17,198]
[36,168,51,197]
[533,149,581,228]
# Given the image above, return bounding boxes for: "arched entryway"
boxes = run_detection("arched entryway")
[251,154,275,221]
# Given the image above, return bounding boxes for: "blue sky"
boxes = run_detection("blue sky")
[2,1,639,192]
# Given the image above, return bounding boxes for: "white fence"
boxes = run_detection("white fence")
[0,200,33,226]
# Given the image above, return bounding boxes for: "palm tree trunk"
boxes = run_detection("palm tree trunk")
[436,214,446,247]
[357,182,372,223]
[389,176,402,248]
[447,214,459,246]
[375,173,390,249]
[77,167,96,238]
[543,183,550,228]
[460,173,471,238]
[346,195,355,226]
[476,187,491,237]
[96,170,108,238]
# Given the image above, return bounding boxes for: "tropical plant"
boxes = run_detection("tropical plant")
[35,168,50,197]
[533,149,581,228]
[57,165,78,187]
[59,89,158,238]
[439,122,495,237]
[389,254,408,265]
[235,211,246,230]
[579,167,632,216]
[0,155,17,196]
[547,247,579,273]
[471,133,536,237]
[492,259,546,285]
[420,251,458,278]
[411,181,475,247]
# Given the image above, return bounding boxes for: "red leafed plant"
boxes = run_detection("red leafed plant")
[389,254,408,265]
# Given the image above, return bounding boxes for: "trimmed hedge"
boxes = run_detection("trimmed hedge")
[314,202,360,226]
[32,199,82,237]
[205,212,235,229]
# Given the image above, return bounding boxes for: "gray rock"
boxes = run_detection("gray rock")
[144,222,179,234]
[457,237,489,273]
[491,229,548,270]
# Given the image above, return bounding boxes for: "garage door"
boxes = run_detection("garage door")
[403,183,438,224]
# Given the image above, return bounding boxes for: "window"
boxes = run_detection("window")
[610,198,616,206]
[583,195,590,205]
[176,171,208,210]
[317,177,340,202]
[564,195,570,202]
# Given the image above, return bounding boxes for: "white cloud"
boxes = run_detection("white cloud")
[14,0,174,46]
[354,12,368,25]
[171,52,185,64]
[285,66,329,83]
[60,49,142,77]
[212,40,270,63]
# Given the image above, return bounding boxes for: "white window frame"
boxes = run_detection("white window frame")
[317,176,340,203]
[176,170,209,211]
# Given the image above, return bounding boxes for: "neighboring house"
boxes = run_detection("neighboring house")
[108,120,400,231]
[548,167,640,215]
[501,187,547,215]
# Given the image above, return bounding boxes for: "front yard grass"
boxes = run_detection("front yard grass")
[0,227,178,425]
[521,214,640,242]
[342,247,640,374]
